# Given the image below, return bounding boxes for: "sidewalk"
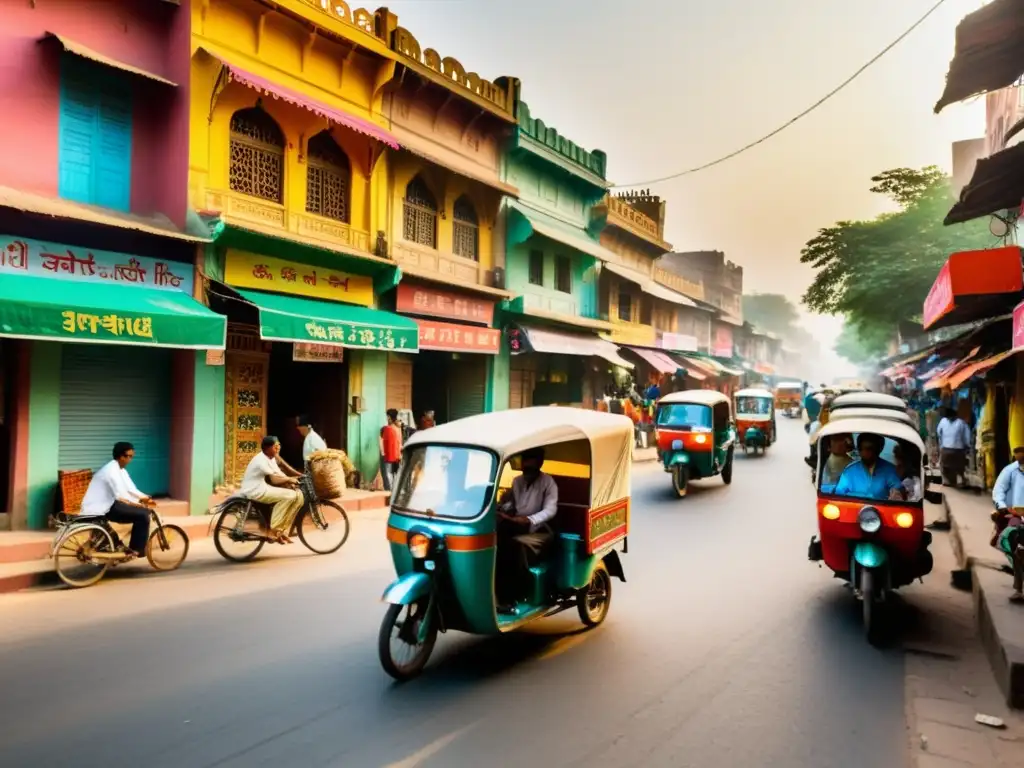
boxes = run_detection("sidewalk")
[944,487,1024,709]
[633,446,658,463]
[0,489,390,594]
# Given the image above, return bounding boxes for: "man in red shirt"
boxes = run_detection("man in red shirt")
[379,408,403,491]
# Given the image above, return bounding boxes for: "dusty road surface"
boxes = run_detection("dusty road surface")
[2,420,984,767]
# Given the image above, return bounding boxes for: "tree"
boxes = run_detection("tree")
[800,166,993,336]
[742,294,800,337]
[834,320,891,365]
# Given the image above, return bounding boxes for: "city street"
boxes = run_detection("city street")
[0,420,1004,767]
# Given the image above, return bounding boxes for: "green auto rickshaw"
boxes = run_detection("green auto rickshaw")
[378,407,633,681]
[655,390,737,497]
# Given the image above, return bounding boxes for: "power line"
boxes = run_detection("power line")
[610,0,950,189]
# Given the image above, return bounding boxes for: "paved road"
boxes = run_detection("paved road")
[0,420,911,768]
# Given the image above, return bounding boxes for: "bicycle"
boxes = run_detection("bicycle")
[211,475,350,562]
[49,505,190,588]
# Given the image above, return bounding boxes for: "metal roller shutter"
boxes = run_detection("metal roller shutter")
[448,357,487,422]
[59,345,173,494]
[386,355,413,412]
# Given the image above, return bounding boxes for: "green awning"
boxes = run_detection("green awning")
[506,201,613,262]
[0,274,226,349]
[239,290,419,353]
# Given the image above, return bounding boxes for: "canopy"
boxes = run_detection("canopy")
[0,273,225,349]
[516,325,632,369]
[816,416,924,453]
[659,389,730,407]
[922,247,1023,330]
[602,262,698,308]
[405,407,633,508]
[831,392,906,412]
[946,350,1016,389]
[506,201,613,262]
[945,143,1024,224]
[829,408,915,428]
[41,32,177,86]
[735,387,772,398]
[668,355,707,381]
[776,381,803,391]
[202,48,399,148]
[238,290,419,352]
[625,346,679,375]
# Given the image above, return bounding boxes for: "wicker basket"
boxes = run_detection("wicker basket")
[307,449,350,499]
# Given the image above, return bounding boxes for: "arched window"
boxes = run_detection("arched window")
[229,107,284,203]
[305,131,350,222]
[452,195,479,261]
[402,175,437,248]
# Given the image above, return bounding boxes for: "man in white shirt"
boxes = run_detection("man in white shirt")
[937,407,972,488]
[79,442,155,557]
[296,416,328,464]
[495,447,559,610]
[241,436,305,544]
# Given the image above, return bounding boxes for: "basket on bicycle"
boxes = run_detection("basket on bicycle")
[307,449,349,500]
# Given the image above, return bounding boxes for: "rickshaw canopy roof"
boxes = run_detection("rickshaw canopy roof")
[735,387,773,398]
[776,381,803,390]
[829,407,915,427]
[816,416,924,452]
[659,389,731,408]
[831,392,906,412]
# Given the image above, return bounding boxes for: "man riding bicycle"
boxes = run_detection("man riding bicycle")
[240,435,305,544]
[79,442,155,559]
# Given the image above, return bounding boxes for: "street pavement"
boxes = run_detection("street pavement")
[0,419,1007,767]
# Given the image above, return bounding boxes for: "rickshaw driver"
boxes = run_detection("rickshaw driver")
[835,433,905,501]
[496,447,559,610]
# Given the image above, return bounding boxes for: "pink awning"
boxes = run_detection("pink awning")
[205,49,400,149]
[626,347,679,375]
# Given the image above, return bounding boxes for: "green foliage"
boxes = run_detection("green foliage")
[800,166,993,335]
[834,320,891,365]
[742,294,799,336]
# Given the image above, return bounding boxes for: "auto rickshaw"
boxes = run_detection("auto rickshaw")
[655,390,737,498]
[734,387,775,455]
[830,392,907,414]
[829,407,915,429]
[378,407,631,681]
[775,382,803,417]
[808,417,939,644]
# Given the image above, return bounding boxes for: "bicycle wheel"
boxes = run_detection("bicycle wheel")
[54,525,115,588]
[213,505,266,562]
[146,524,190,571]
[297,500,350,555]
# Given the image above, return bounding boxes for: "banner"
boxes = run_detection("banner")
[224,249,373,307]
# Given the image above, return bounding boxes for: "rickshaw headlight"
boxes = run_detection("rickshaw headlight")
[408,532,431,559]
[822,503,841,520]
[694,434,707,444]
[858,506,882,534]
[895,512,914,529]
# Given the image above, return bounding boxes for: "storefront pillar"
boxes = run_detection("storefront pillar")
[487,346,511,412]
[1010,357,1024,451]
[191,351,226,514]
[348,350,388,487]
[26,342,61,529]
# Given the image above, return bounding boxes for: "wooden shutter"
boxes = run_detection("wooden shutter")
[386,355,413,411]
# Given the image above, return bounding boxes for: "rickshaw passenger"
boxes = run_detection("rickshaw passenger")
[820,435,853,493]
[835,433,904,501]
[893,444,923,502]
[496,448,559,608]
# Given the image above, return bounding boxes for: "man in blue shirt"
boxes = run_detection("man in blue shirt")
[992,446,1024,603]
[835,433,905,500]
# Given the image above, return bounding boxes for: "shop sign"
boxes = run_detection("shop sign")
[416,319,500,353]
[296,319,417,351]
[224,249,373,307]
[712,325,733,357]
[0,236,193,294]
[923,262,954,329]
[607,323,656,347]
[396,283,494,324]
[293,343,344,362]
[657,331,698,352]
[1013,300,1024,350]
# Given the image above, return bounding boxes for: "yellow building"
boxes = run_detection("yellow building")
[189,0,414,486]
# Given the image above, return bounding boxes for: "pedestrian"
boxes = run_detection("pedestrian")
[937,407,971,488]
[990,446,1024,603]
[380,408,403,492]
[296,415,327,466]
[78,441,156,558]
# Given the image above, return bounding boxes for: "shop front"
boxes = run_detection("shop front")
[387,282,500,427]
[213,247,417,486]
[922,246,1023,330]
[0,235,225,529]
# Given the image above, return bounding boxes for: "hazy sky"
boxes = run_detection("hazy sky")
[383,0,987,373]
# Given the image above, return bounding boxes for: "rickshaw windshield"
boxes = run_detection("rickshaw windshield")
[392,445,497,519]
[737,397,771,415]
[657,403,712,429]
[818,431,922,504]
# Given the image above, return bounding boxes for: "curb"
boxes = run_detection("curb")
[946,494,1024,709]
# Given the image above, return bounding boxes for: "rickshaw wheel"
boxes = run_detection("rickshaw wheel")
[578,562,612,627]
[379,601,437,682]
[861,569,883,645]
[671,465,688,498]
[722,449,735,484]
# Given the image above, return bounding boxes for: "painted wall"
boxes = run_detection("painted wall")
[192,351,225,514]
[347,350,387,485]
[0,0,192,227]
[486,346,511,412]
[190,0,395,252]
[26,343,61,530]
